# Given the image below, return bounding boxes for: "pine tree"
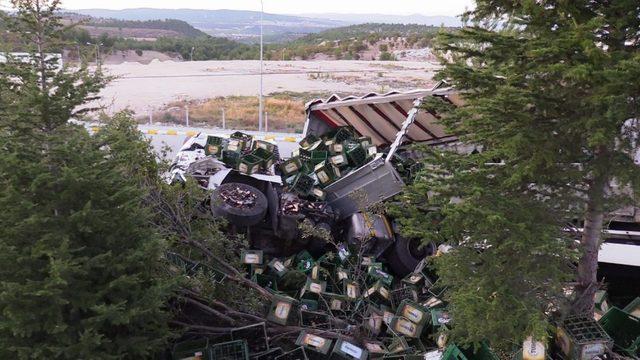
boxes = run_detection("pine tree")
[0,1,174,357]
[396,0,640,349]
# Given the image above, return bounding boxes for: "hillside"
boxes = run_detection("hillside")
[297,13,462,27]
[73,8,346,42]
[266,23,447,61]
[83,19,207,38]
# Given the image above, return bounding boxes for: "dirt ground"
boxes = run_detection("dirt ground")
[93,60,440,119]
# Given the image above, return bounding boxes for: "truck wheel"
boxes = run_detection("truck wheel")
[387,235,436,276]
[211,183,268,227]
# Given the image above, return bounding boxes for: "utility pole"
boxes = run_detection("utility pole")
[221,108,226,129]
[258,0,264,132]
[148,109,153,125]
[185,105,189,127]
[265,112,269,132]
[190,46,195,61]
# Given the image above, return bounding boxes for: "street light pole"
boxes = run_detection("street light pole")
[258,0,264,132]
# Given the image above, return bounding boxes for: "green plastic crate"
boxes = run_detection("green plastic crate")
[430,308,453,333]
[314,161,341,187]
[230,131,253,150]
[623,297,640,318]
[266,294,297,325]
[332,126,356,143]
[598,307,640,357]
[556,314,612,360]
[442,343,499,360]
[238,154,262,175]
[280,157,303,176]
[205,136,225,157]
[295,331,333,355]
[274,347,308,360]
[299,134,321,149]
[332,338,368,360]
[290,173,315,196]
[343,141,367,167]
[252,273,277,291]
[231,323,269,354]
[251,148,275,170]
[396,299,429,327]
[222,150,242,168]
[251,347,283,360]
[173,338,211,360]
[253,140,276,153]
[210,340,249,360]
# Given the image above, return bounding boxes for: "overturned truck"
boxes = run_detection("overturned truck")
[170,86,465,276]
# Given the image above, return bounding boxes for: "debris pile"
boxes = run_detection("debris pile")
[171,241,640,359]
[280,126,379,201]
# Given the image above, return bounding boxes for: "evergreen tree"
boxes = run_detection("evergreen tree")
[396,0,640,349]
[0,1,174,357]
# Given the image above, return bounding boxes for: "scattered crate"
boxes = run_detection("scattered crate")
[274,346,309,360]
[251,347,283,360]
[231,323,269,355]
[556,314,612,360]
[210,340,250,360]
[598,307,640,357]
[172,338,210,360]
[623,297,640,318]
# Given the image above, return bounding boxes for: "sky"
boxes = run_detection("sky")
[55,0,474,17]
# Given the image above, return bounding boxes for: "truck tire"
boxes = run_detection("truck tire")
[387,235,436,276]
[211,183,268,227]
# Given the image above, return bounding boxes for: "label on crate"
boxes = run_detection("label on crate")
[244,253,260,264]
[394,318,418,337]
[379,286,389,299]
[311,266,319,280]
[273,261,285,272]
[367,146,377,156]
[238,163,248,174]
[408,274,422,283]
[383,311,394,325]
[423,296,443,308]
[365,343,385,353]
[309,282,323,293]
[366,287,375,297]
[338,270,348,280]
[523,337,545,360]
[340,342,363,359]
[304,334,326,348]
[347,284,358,299]
[284,162,299,173]
[312,188,325,199]
[316,170,330,184]
[331,299,343,310]
[275,302,291,319]
[227,140,240,151]
[284,257,293,267]
[402,304,424,323]
[368,313,382,331]
[330,154,346,165]
[338,247,350,260]
[437,311,452,325]
[207,145,219,154]
[581,343,605,358]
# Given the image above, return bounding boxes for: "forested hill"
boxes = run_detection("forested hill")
[267,23,448,60]
[84,19,207,38]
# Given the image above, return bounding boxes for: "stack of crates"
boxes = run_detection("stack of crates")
[555,314,612,360]
[278,126,379,201]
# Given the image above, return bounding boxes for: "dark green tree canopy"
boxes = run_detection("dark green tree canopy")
[395,0,640,350]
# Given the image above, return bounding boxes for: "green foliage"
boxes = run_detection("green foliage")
[395,0,640,350]
[0,1,175,357]
[379,51,395,61]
